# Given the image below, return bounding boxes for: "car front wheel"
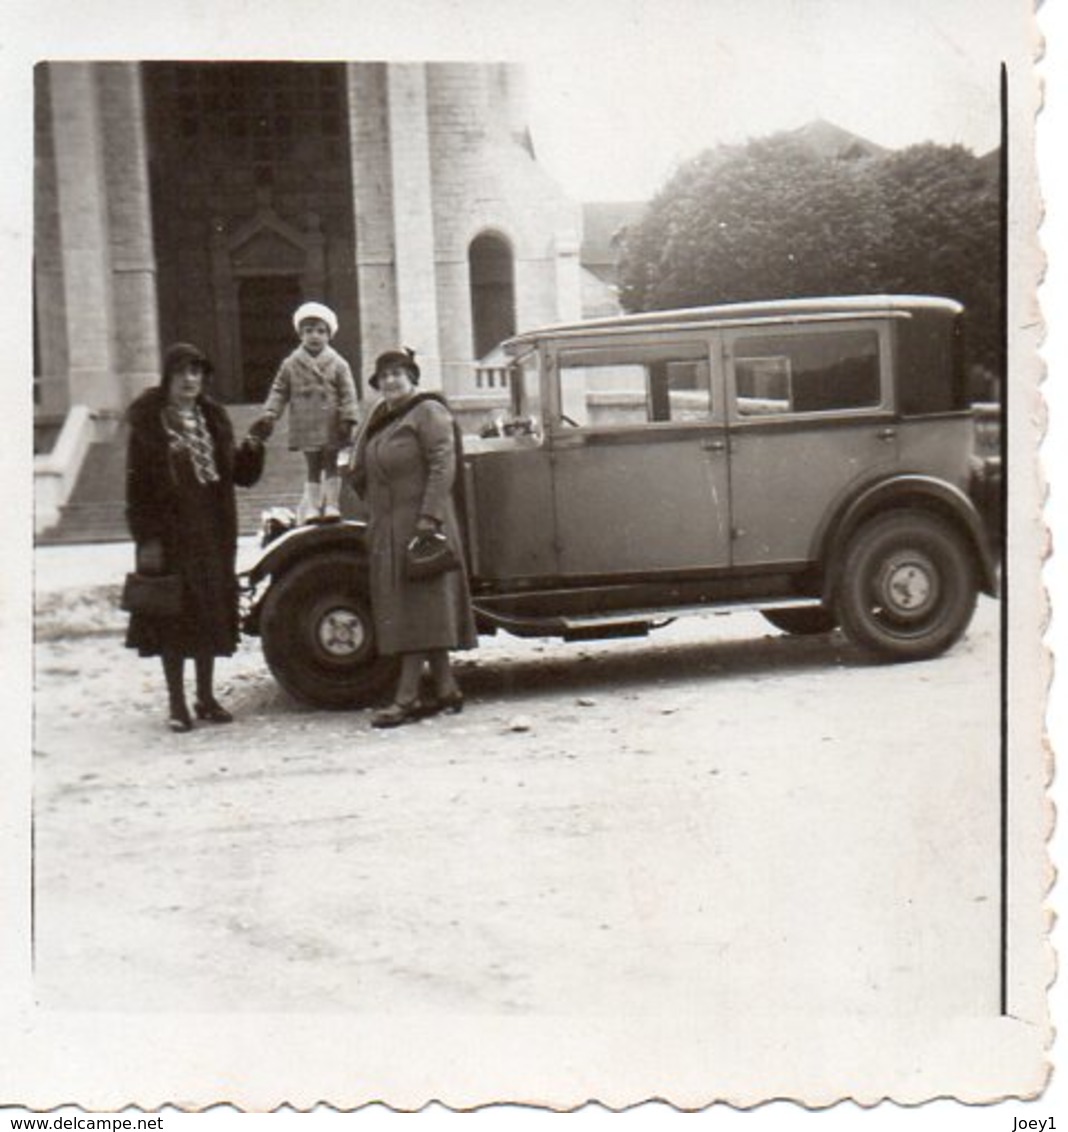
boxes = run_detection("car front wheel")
[259,552,399,709]
[834,510,978,661]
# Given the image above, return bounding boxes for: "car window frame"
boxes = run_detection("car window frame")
[723,317,896,424]
[544,333,722,439]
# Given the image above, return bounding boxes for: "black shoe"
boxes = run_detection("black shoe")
[168,704,193,733]
[432,688,466,715]
[194,698,234,724]
[422,689,464,717]
[371,700,425,728]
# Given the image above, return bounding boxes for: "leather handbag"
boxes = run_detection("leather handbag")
[405,530,459,581]
[120,572,184,618]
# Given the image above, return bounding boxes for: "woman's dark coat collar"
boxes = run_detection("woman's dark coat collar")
[363,390,451,440]
[127,385,228,434]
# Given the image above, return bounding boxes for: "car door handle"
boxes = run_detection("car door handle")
[877,427,897,441]
[701,438,727,452]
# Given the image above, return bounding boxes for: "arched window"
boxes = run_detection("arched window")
[469,232,516,360]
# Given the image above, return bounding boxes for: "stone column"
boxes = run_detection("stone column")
[348,64,400,368]
[385,64,442,389]
[97,63,161,404]
[47,63,121,418]
[33,64,70,418]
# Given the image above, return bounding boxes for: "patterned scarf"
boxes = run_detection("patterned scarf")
[163,403,220,485]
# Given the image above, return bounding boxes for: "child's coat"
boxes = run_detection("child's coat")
[264,344,359,450]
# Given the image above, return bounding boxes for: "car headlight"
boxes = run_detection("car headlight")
[260,506,297,548]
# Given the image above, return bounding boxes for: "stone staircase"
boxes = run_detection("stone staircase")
[37,405,309,545]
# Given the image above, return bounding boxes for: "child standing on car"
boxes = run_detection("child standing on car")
[251,301,360,523]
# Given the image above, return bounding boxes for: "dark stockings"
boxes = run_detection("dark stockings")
[394,649,459,705]
[427,649,460,698]
[394,653,425,705]
[162,650,218,715]
[195,654,217,706]
[162,650,187,716]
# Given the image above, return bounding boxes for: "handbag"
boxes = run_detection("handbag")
[405,530,460,581]
[235,435,266,487]
[120,572,184,617]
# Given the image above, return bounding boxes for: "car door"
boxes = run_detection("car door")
[723,320,899,567]
[463,346,558,583]
[547,337,731,578]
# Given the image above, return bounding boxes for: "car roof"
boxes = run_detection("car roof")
[503,294,963,352]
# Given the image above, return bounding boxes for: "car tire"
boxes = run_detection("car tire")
[834,510,978,661]
[761,607,838,635]
[259,552,399,709]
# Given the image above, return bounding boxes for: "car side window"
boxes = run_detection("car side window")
[556,348,712,428]
[733,329,881,416]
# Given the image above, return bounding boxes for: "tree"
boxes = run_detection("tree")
[869,143,1002,387]
[617,135,1002,383]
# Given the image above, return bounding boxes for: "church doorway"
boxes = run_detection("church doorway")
[238,275,302,402]
[143,62,357,403]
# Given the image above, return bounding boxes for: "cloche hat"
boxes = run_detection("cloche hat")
[161,342,213,392]
[369,347,421,390]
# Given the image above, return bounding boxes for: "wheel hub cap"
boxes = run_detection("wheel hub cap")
[877,553,938,620]
[317,608,366,657]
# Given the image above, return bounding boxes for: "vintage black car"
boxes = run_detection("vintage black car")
[239,295,1000,709]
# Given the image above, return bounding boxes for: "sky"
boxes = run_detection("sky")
[519,0,1037,201]
[0,0,1038,206]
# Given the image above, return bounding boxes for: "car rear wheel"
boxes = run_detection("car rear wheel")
[761,606,838,635]
[259,552,399,709]
[835,510,977,661]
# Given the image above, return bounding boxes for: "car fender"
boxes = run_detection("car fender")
[817,474,999,601]
[243,520,371,587]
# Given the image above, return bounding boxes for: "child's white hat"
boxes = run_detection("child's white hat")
[293,301,338,337]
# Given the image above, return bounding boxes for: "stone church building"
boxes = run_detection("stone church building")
[34,60,588,532]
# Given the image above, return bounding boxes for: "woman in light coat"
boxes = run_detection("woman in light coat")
[352,348,477,727]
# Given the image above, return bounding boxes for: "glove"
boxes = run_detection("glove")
[249,414,275,441]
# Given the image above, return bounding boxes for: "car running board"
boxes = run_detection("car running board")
[473,597,826,641]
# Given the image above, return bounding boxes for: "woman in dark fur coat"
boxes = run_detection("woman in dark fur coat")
[125,343,265,732]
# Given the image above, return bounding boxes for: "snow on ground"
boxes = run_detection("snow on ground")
[30,552,1002,1027]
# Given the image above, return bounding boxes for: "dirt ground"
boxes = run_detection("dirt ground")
[31,561,1001,1022]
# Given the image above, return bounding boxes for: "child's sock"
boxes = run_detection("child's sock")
[297,481,321,524]
[322,476,342,520]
